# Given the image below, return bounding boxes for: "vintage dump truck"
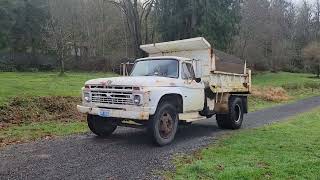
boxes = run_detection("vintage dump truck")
[77,37,251,146]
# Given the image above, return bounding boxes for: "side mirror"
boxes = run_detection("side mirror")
[195,78,202,83]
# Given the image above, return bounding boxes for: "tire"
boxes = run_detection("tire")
[87,114,117,137]
[148,102,179,146]
[216,97,244,129]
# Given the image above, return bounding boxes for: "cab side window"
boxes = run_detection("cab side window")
[182,63,195,80]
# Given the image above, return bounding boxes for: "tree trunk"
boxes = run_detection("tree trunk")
[58,40,65,75]
[31,38,37,67]
[316,0,320,40]
[73,41,79,62]
[144,10,150,44]
[59,54,65,75]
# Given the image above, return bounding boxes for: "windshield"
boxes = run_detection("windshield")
[130,59,179,78]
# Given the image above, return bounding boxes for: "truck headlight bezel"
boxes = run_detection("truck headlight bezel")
[84,92,91,103]
[133,95,142,106]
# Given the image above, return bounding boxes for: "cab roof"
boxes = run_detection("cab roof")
[136,56,191,62]
[140,37,211,55]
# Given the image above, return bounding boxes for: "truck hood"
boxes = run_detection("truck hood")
[85,76,180,87]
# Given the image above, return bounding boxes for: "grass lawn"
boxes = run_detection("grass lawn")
[0,121,87,147]
[0,72,115,146]
[0,71,319,108]
[169,108,320,179]
[0,72,116,105]
[252,72,320,87]
[0,71,319,146]
[249,72,320,111]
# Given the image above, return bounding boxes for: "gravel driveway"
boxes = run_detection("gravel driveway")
[1,96,319,180]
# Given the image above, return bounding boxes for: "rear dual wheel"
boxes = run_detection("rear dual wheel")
[216,97,244,129]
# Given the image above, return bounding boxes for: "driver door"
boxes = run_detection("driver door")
[181,62,205,112]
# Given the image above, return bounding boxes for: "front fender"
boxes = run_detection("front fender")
[142,87,183,115]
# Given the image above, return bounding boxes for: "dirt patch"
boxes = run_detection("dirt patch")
[0,96,85,128]
[252,87,290,102]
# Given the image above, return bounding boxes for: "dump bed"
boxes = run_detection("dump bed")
[140,37,251,94]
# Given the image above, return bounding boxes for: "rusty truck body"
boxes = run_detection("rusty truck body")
[77,37,251,146]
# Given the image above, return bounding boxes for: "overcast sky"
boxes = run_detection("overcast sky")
[293,0,316,5]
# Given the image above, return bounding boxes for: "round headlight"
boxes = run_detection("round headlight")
[84,92,91,102]
[133,95,141,105]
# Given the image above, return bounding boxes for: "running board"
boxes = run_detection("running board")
[179,112,207,122]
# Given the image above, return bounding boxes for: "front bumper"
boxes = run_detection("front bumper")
[77,105,150,120]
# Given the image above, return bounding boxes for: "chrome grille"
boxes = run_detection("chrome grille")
[90,86,134,105]
[90,85,134,90]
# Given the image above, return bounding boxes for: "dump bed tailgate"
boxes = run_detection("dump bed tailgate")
[208,70,251,93]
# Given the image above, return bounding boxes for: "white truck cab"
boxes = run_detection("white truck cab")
[77,37,251,146]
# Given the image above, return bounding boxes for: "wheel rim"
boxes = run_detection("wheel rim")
[159,112,174,139]
[235,104,241,123]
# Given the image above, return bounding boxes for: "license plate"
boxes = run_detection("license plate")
[99,110,110,117]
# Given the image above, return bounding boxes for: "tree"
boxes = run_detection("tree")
[233,0,270,69]
[107,0,155,58]
[2,0,320,74]
[200,0,241,50]
[314,0,320,40]
[154,0,240,51]
[44,0,71,75]
[303,42,320,78]
[0,0,14,50]
[233,0,297,71]
[295,1,312,49]
[155,0,199,41]
[10,0,47,63]
[268,0,295,72]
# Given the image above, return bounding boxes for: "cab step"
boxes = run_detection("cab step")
[179,112,207,122]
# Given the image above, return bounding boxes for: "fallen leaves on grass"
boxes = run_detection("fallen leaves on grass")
[252,87,290,102]
[0,96,85,128]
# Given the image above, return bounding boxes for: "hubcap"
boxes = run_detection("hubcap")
[235,104,241,123]
[159,112,174,139]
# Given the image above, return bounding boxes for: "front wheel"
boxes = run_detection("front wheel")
[87,115,117,137]
[216,97,244,129]
[148,102,179,146]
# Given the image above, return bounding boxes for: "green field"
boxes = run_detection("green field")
[0,72,116,104]
[0,72,116,146]
[0,121,87,147]
[0,71,319,106]
[0,71,319,146]
[250,72,320,111]
[252,72,320,87]
[169,108,320,179]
